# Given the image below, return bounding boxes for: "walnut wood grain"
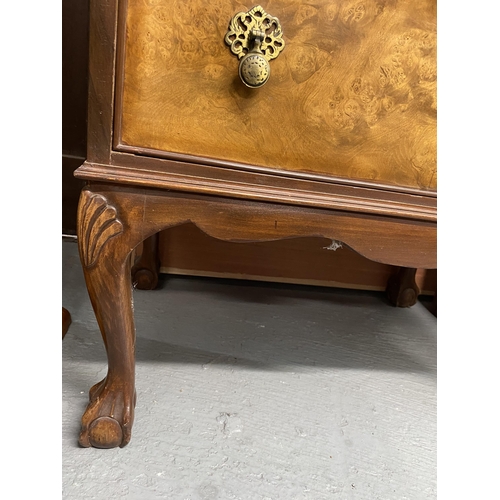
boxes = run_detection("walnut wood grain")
[117,0,436,191]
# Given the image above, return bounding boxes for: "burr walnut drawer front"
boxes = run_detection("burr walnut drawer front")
[115,0,436,192]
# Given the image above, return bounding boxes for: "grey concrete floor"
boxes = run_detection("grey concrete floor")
[62,238,436,499]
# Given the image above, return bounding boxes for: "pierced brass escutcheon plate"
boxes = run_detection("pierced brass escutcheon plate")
[224,5,285,88]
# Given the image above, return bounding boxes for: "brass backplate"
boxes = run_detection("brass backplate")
[225,5,285,62]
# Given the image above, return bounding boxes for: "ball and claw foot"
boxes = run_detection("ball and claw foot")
[78,378,137,449]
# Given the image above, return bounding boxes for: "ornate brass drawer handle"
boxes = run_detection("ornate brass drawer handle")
[225,5,285,88]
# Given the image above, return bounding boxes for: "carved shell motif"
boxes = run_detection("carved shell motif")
[78,191,123,267]
[225,5,285,61]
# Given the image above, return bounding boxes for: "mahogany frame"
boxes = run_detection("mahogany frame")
[73,0,437,448]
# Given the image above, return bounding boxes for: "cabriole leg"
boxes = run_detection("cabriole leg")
[76,189,140,448]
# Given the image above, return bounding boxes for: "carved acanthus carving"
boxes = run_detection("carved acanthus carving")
[78,190,123,267]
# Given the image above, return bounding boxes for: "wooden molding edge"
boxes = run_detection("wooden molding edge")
[75,161,437,222]
[114,143,436,199]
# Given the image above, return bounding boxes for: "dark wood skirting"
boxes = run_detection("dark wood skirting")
[75,158,436,222]
[78,183,436,269]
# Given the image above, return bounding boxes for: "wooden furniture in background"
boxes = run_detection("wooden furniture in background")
[74,0,436,448]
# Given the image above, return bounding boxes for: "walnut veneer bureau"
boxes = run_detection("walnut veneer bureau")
[74,0,436,448]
